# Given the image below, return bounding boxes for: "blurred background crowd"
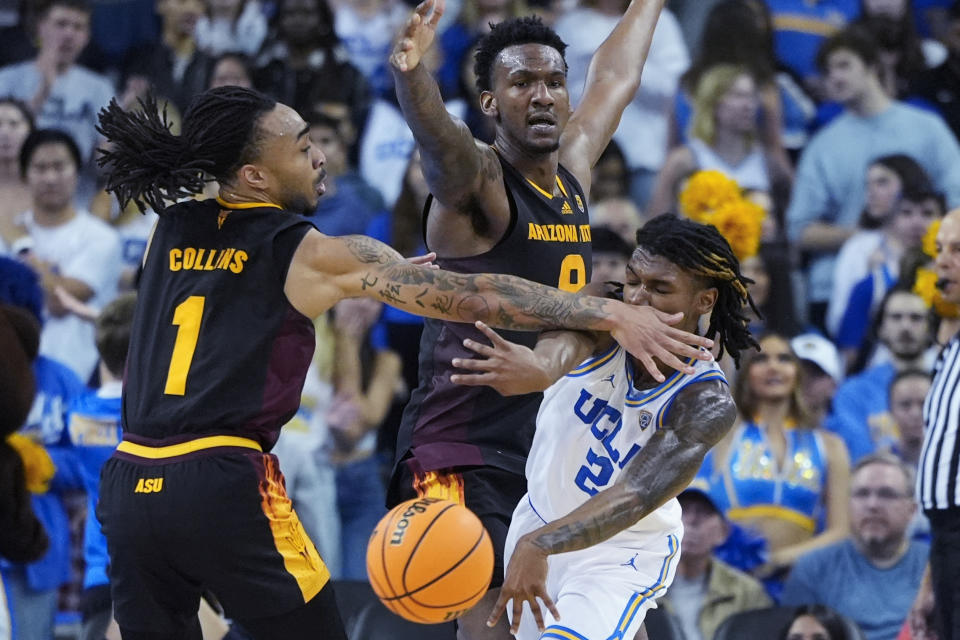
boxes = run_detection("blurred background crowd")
[0,0,959,638]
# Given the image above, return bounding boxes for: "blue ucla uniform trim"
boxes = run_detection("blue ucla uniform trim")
[567,343,620,377]
[625,357,721,409]
[541,626,590,640]
[604,534,679,640]
[655,370,729,430]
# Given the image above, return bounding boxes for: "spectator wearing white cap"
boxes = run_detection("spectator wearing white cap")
[791,332,844,427]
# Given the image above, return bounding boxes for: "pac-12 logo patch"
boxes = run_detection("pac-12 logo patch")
[638,410,653,431]
[575,194,584,212]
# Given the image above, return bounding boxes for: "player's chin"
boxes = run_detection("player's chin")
[524,137,561,154]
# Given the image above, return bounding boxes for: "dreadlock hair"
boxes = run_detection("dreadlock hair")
[474,15,567,93]
[96,86,277,213]
[634,214,759,367]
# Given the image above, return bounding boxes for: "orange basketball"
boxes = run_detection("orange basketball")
[366,497,494,624]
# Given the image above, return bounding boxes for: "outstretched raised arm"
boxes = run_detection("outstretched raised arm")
[284,230,712,382]
[560,0,667,183]
[390,0,501,213]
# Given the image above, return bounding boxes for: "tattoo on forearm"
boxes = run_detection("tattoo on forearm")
[361,274,378,290]
[342,235,612,330]
[530,382,737,555]
[342,236,395,265]
[379,284,406,305]
[415,288,429,308]
[431,294,454,315]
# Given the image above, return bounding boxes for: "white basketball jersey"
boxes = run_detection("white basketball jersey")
[525,343,726,541]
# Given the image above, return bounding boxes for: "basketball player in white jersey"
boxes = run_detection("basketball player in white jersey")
[451,214,758,639]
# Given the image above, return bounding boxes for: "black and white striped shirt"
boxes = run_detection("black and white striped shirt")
[920,335,960,511]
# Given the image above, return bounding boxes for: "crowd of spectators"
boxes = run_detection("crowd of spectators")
[1,0,959,638]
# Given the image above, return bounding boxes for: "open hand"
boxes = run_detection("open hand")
[609,302,714,382]
[390,0,445,72]
[487,537,558,635]
[451,321,552,396]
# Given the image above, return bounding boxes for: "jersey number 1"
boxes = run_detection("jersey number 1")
[164,296,205,396]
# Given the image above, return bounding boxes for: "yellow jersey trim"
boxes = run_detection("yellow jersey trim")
[117,435,262,459]
[624,358,696,407]
[567,343,620,376]
[525,175,569,200]
[215,196,283,210]
[727,505,817,532]
[772,14,844,37]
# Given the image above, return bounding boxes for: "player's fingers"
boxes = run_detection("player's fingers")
[652,309,684,325]
[654,347,696,376]
[540,592,560,622]
[637,352,666,383]
[463,338,495,357]
[475,321,509,347]
[509,598,524,635]
[429,0,445,25]
[407,251,437,265]
[487,592,509,627]
[451,357,496,371]
[660,335,708,364]
[414,0,433,17]
[449,372,494,387]
[530,597,546,632]
[668,327,714,350]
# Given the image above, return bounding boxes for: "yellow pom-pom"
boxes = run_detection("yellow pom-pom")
[914,267,960,318]
[6,433,55,494]
[923,219,941,259]
[679,170,742,222]
[709,198,766,261]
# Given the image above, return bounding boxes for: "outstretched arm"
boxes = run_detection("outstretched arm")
[560,0,667,183]
[488,380,736,633]
[390,0,501,213]
[450,321,605,396]
[284,230,712,381]
[451,282,617,395]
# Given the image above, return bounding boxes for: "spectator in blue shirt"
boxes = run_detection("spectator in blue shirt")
[782,454,929,640]
[304,107,385,237]
[826,288,933,462]
[65,293,135,640]
[785,26,960,329]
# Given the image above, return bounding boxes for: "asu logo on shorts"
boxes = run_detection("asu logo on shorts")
[134,478,164,493]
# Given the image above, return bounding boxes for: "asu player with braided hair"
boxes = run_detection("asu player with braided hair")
[453,214,758,639]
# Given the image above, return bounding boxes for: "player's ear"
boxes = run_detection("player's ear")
[696,287,718,316]
[479,91,498,118]
[237,163,269,191]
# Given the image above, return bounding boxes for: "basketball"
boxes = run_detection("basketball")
[366,497,494,624]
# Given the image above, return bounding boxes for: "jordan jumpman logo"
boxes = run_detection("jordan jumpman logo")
[621,553,639,571]
[602,374,616,388]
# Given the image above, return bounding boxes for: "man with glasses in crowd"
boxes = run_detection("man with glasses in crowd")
[782,454,929,640]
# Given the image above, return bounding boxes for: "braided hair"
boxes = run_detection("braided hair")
[635,214,759,367]
[96,87,277,213]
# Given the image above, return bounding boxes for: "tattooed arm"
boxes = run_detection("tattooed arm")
[390,0,506,221]
[284,231,712,381]
[487,379,736,633]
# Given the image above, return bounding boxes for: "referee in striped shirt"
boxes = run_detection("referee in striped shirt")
[911,208,960,640]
